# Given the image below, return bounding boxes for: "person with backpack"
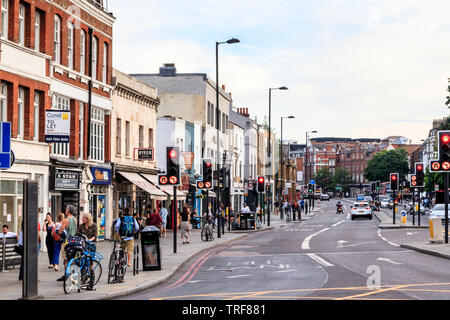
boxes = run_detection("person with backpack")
[114,208,140,267]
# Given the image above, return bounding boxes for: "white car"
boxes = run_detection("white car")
[430,204,447,223]
[351,201,373,220]
[379,197,390,208]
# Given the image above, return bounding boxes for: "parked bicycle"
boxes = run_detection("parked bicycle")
[63,235,103,294]
[108,239,127,284]
[201,217,214,242]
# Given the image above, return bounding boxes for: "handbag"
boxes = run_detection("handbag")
[13,244,23,255]
[52,227,61,242]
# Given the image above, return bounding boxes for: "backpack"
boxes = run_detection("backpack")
[120,216,134,238]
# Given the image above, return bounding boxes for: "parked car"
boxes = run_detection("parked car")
[429,204,446,223]
[320,194,330,201]
[351,201,373,220]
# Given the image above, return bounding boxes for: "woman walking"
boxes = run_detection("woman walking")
[43,213,55,268]
[180,204,191,244]
[53,212,64,272]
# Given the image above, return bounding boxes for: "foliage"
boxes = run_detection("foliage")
[364,149,410,182]
[313,167,352,192]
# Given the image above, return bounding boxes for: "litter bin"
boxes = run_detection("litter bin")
[140,226,161,271]
[239,212,255,230]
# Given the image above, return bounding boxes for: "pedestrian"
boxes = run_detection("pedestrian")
[300,199,305,213]
[53,212,64,273]
[241,203,251,213]
[180,203,191,244]
[305,200,308,215]
[43,213,55,269]
[148,208,163,236]
[56,205,77,281]
[115,208,140,267]
[0,224,16,239]
[159,205,168,237]
[76,213,98,242]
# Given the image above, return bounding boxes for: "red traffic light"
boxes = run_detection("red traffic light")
[205,161,212,168]
[258,177,265,183]
[391,175,397,180]
[442,135,450,144]
[416,164,423,171]
[168,149,177,159]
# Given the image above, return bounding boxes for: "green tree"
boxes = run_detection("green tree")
[313,167,352,192]
[332,168,353,192]
[364,149,410,182]
[314,167,333,191]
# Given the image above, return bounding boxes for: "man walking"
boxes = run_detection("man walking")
[56,205,77,281]
[115,208,140,267]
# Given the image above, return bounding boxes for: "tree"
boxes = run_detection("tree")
[313,167,352,192]
[314,167,333,191]
[332,168,353,191]
[364,149,410,182]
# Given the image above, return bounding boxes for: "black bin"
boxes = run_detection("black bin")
[140,226,161,271]
[239,212,255,230]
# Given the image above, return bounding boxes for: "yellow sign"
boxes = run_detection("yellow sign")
[62,113,69,120]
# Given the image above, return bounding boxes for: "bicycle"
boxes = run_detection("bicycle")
[286,210,291,223]
[63,236,103,294]
[108,239,127,284]
[201,217,214,242]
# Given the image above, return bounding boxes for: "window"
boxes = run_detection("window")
[116,118,121,155]
[34,10,40,51]
[17,87,25,138]
[0,82,7,122]
[92,37,98,80]
[54,15,61,63]
[51,95,70,156]
[102,43,108,83]
[1,0,8,39]
[222,113,225,133]
[125,121,130,157]
[79,103,84,159]
[67,23,74,69]
[33,92,40,141]
[80,30,86,74]
[148,128,153,148]
[210,103,214,127]
[138,125,143,148]
[207,102,210,125]
[90,108,104,161]
[18,3,25,45]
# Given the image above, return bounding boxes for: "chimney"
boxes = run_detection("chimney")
[159,63,177,76]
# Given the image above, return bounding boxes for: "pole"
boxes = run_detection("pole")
[280,118,284,220]
[215,42,221,240]
[393,190,396,225]
[268,89,272,227]
[418,188,421,226]
[173,186,177,254]
[445,172,448,244]
[412,188,415,226]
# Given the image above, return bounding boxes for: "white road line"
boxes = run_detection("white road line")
[332,220,346,227]
[227,275,251,279]
[275,269,297,273]
[377,257,403,265]
[377,229,400,247]
[307,253,334,267]
[301,228,330,250]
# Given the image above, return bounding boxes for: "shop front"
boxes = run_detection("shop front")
[87,166,112,241]
[49,167,82,222]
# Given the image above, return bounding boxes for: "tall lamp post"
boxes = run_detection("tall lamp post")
[279,115,295,219]
[268,86,288,227]
[305,130,317,213]
[216,38,239,239]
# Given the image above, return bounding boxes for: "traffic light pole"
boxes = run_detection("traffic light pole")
[173,186,177,254]
[412,188,415,226]
[445,172,449,244]
[393,190,396,225]
[418,188,421,227]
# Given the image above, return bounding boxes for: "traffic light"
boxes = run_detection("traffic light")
[390,173,399,191]
[415,162,424,187]
[439,131,450,163]
[166,147,180,185]
[257,176,265,193]
[410,174,417,187]
[376,181,380,192]
[371,182,375,192]
[202,159,213,189]
[308,183,313,194]
[196,180,205,190]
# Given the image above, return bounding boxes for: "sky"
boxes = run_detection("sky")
[110,0,450,144]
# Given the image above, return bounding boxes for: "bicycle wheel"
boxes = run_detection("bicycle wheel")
[90,260,103,286]
[201,228,208,242]
[108,252,116,284]
[119,250,127,281]
[64,261,80,294]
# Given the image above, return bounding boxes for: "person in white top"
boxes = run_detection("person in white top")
[1,224,17,239]
[241,203,251,213]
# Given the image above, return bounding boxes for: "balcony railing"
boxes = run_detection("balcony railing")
[88,0,109,12]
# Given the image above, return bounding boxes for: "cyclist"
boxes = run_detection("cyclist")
[114,209,140,267]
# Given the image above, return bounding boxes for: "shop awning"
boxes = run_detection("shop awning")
[141,173,187,201]
[117,171,167,201]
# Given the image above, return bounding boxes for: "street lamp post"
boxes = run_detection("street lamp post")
[268,86,288,227]
[279,116,295,220]
[305,130,317,213]
[216,38,239,239]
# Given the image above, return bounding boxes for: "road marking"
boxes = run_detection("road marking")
[302,228,330,250]
[337,240,348,248]
[377,257,403,265]
[377,229,400,247]
[332,220,346,227]
[227,275,251,279]
[306,253,334,267]
[275,269,297,273]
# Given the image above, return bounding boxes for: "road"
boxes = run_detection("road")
[119,199,450,300]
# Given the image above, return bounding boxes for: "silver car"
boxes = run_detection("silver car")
[430,204,448,223]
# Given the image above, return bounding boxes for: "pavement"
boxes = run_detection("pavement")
[0,208,322,301]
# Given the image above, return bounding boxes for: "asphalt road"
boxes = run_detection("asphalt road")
[119,199,450,300]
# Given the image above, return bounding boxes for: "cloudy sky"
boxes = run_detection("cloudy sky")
[111,0,450,144]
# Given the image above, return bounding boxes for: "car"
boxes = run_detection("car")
[429,204,447,223]
[327,192,334,198]
[320,194,330,201]
[351,201,373,220]
[404,201,426,215]
[379,197,390,208]
[364,196,373,203]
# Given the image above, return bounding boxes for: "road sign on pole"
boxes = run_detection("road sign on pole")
[0,122,12,170]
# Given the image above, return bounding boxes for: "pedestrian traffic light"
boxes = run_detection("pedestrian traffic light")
[166,147,180,185]
[257,176,265,193]
[390,173,399,191]
[202,159,213,189]
[308,183,313,194]
[415,162,424,187]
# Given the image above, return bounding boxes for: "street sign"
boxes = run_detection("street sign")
[135,148,154,161]
[45,110,71,143]
[401,210,407,224]
[0,122,11,170]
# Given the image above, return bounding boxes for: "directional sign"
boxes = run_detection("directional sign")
[0,122,12,170]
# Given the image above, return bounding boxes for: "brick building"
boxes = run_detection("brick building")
[0,0,115,239]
